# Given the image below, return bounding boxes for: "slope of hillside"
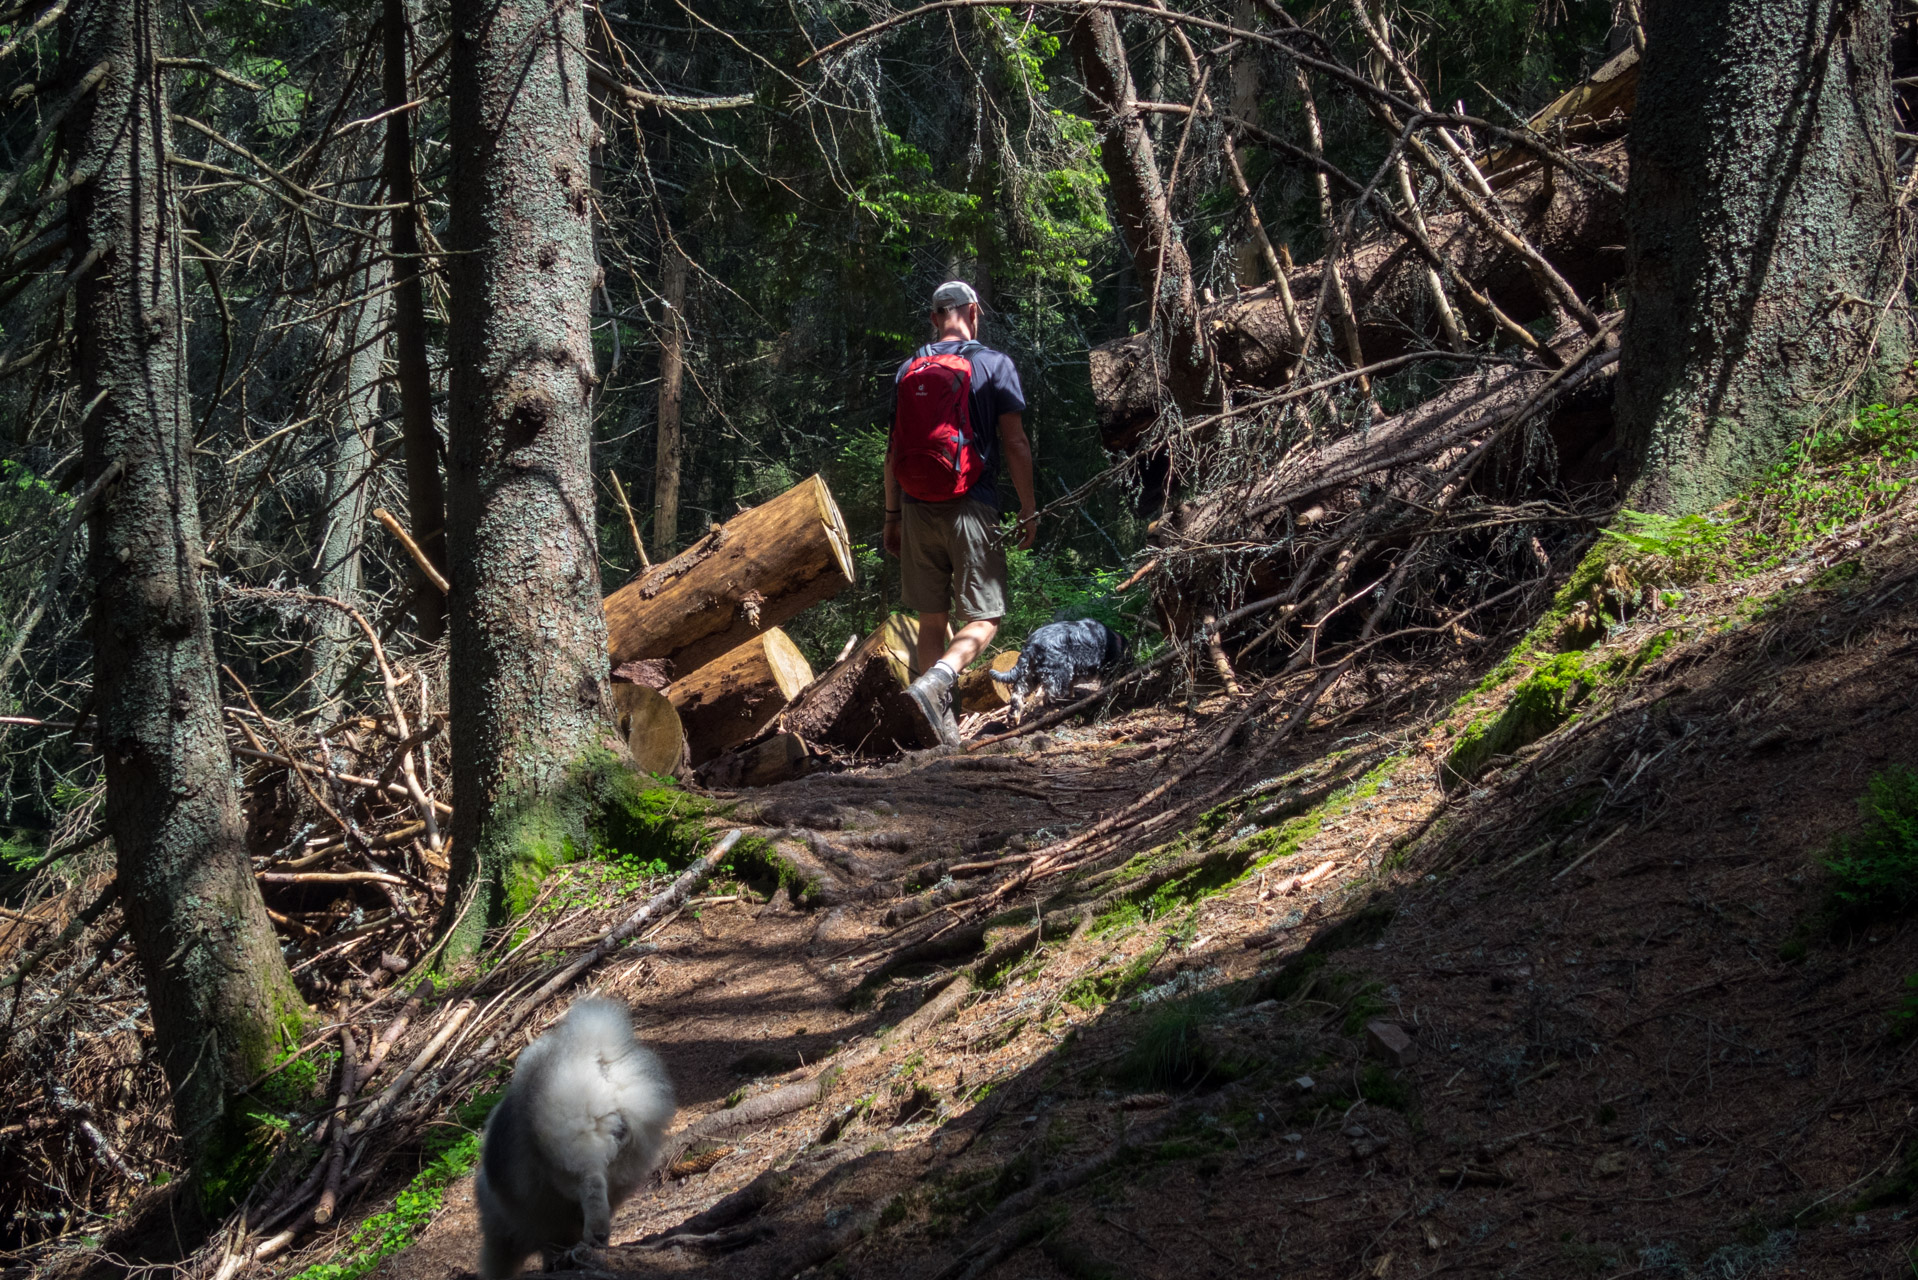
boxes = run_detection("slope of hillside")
[78,409,1918,1280]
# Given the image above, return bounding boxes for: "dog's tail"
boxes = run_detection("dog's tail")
[989,653,1027,684]
[523,998,675,1170]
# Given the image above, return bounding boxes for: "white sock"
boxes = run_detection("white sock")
[933,659,960,682]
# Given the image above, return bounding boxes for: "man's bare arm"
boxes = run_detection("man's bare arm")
[999,412,1037,549]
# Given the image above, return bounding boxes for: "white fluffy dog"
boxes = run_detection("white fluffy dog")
[475,997,675,1278]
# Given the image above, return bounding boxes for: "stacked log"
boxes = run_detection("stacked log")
[957,650,1019,714]
[609,682,688,777]
[779,614,932,753]
[669,628,814,766]
[603,474,855,672]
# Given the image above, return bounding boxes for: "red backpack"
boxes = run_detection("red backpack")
[891,341,987,502]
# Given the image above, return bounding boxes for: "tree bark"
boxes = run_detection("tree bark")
[653,242,687,551]
[1616,0,1907,512]
[441,0,619,964]
[668,628,813,765]
[65,0,305,1157]
[383,0,446,641]
[306,257,387,717]
[602,473,855,673]
[778,614,930,753]
[1068,7,1211,435]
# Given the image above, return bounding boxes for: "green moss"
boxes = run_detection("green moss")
[1443,652,1592,788]
[442,754,775,967]
[1063,939,1167,1009]
[197,1041,345,1215]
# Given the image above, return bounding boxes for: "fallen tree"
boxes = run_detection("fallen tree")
[669,628,814,765]
[1091,138,1629,451]
[602,475,855,672]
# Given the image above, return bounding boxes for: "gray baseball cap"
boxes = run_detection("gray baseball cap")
[930,279,979,311]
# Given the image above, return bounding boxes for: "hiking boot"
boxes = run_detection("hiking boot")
[905,664,962,749]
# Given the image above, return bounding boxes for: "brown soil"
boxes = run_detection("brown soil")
[253,517,1918,1280]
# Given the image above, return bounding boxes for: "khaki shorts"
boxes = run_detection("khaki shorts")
[899,497,1008,623]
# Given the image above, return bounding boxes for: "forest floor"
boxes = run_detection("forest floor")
[336,492,1918,1279]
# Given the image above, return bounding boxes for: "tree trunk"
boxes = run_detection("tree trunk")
[669,628,813,765]
[383,0,446,641]
[66,0,305,1157]
[610,682,687,776]
[1228,0,1265,288]
[306,259,387,716]
[1068,7,1212,434]
[653,243,687,551]
[603,473,855,672]
[1616,0,1907,512]
[779,614,931,753]
[441,0,619,964]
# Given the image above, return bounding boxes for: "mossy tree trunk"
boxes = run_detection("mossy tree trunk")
[1068,7,1212,444]
[1616,0,1908,512]
[441,0,621,964]
[65,0,306,1157]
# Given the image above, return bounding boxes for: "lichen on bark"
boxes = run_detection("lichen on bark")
[65,0,308,1166]
[439,0,623,965]
[1616,0,1910,513]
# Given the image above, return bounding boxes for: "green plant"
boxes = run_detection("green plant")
[1888,975,1918,1042]
[1062,939,1166,1009]
[1115,992,1248,1090]
[288,1130,484,1280]
[1824,766,1918,921]
[1599,510,1730,583]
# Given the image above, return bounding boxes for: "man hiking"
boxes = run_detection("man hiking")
[883,280,1037,747]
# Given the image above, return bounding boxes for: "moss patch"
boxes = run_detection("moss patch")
[1063,939,1167,1009]
[1443,652,1593,789]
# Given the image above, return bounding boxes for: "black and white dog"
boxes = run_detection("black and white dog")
[990,618,1130,722]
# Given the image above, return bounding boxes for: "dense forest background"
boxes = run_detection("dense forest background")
[0,0,1618,862]
[15,0,1913,1269]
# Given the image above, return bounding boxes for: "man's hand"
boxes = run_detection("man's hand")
[1016,506,1038,550]
[883,515,902,558]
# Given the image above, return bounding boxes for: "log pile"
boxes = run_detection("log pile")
[778,613,930,755]
[603,474,854,673]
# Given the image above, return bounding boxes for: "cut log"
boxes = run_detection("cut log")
[610,683,687,777]
[957,650,1020,714]
[779,614,933,754]
[697,731,819,789]
[669,628,815,766]
[603,475,855,672]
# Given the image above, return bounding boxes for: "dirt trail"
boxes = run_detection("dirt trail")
[370,526,1918,1280]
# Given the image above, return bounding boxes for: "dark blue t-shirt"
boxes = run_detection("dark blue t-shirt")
[892,340,1026,510]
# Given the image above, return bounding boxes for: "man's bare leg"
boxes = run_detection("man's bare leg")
[906,615,999,748]
[915,613,998,677]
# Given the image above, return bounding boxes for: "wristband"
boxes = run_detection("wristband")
[886,508,901,515]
